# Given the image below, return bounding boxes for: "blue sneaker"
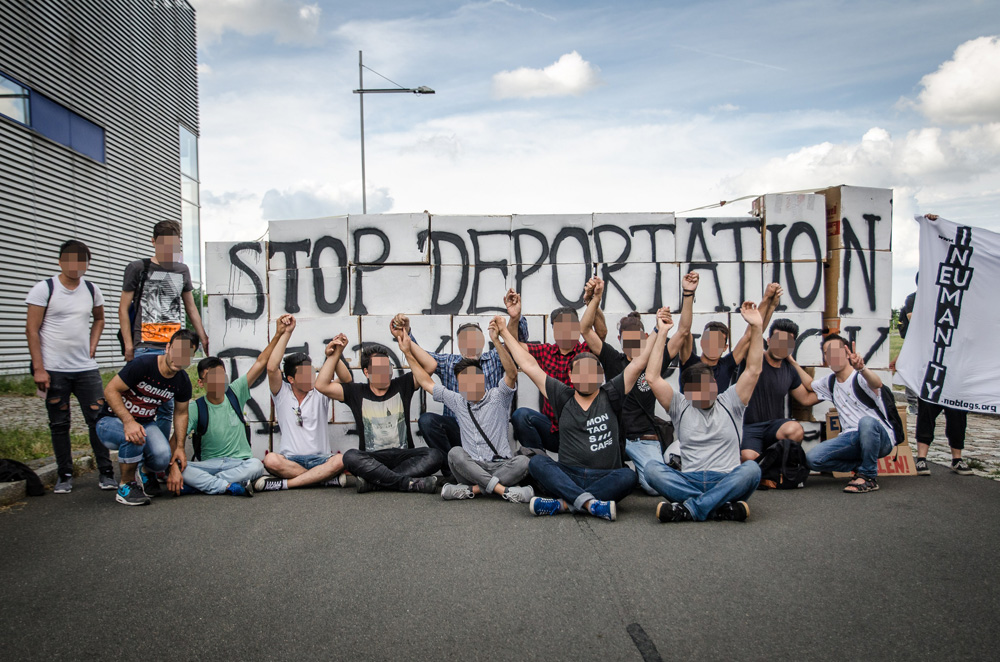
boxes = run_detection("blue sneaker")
[529,496,563,516]
[226,480,254,498]
[115,482,151,506]
[587,499,616,522]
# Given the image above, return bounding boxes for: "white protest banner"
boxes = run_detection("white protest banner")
[896,215,1000,414]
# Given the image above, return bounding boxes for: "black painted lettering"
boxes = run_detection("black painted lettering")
[310,235,348,314]
[512,229,549,293]
[351,228,391,315]
[268,240,311,314]
[592,224,636,311]
[468,229,510,314]
[224,242,265,320]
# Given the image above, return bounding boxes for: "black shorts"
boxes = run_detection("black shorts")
[741,419,794,455]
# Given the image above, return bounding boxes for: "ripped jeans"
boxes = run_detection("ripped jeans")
[45,369,114,479]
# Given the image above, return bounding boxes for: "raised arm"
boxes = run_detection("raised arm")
[267,316,296,395]
[579,277,605,356]
[398,332,435,394]
[583,279,608,341]
[246,314,291,385]
[734,302,764,405]
[315,334,348,401]
[499,321,548,393]
[390,314,436,383]
[732,283,780,364]
[503,289,527,341]
[848,342,882,391]
[646,308,675,407]
[669,272,698,359]
[490,315,518,388]
[622,309,665,395]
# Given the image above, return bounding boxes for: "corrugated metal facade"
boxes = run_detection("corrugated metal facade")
[0,0,199,374]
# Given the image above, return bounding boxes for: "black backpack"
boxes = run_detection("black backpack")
[0,459,45,496]
[192,387,250,461]
[117,258,152,356]
[827,373,906,445]
[756,438,809,489]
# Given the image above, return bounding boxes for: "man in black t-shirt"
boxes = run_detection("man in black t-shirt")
[97,329,197,506]
[581,276,693,494]
[678,281,783,394]
[500,318,654,522]
[316,328,445,493]
[739,318,821,466]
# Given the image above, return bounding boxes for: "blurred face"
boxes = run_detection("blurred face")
[823,340,850,372]
[552,314,579,352]
[287,364,316,392]
[700,329,728,361]
[58,252,89,280]
[457,328,485,360]
[365,355,393,390]
[199,365,228,399]
[166,340,194,371]
[620,329,646,361]
[457,368,486,402]
[153,234,182,265]
[768,330,796,360]
[570,355,604,395]
[684,374,719,409]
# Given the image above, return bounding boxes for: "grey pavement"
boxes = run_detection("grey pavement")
[2,463,999,661]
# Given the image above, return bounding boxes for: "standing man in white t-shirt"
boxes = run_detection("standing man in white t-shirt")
[25,240,116,494]
[255,316,350,491]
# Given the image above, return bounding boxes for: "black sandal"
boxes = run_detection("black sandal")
[843,476,879,493]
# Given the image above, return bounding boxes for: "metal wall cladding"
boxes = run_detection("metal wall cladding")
[0,0,198,373]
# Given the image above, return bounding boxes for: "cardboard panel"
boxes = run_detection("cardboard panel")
[515,263,594,315]
[426,265,510,316]
[818,186,893,253]
[283,316,361,369]
[349,213,430,264]
[268,216,350,260]
[510,214,594,266]
[360,315,453,368]
[268,267,350,319]
[762,260,825,313]
[834,249,892,318]
[349,265,433,315]
[206,294,269,350]
[428,215,512,265]
[592,212,677,264]
[758,193,826,262]
[683,262,763,313]
[676,216,763,263]
[839,318,893,370]
[598,262,681,314]
[205,241,267,296]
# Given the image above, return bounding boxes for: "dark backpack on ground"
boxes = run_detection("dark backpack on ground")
[756,438,809,489]
[192,387,250,461]
[827,373,906,445]
[0,459,45,496]
[29,278,96,374]
[117,258,152,356]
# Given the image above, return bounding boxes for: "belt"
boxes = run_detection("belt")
[639,434,659,441]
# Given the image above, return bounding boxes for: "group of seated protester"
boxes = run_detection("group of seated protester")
[97,275,900,515]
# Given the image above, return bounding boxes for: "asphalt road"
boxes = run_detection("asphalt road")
[2,462,998,661]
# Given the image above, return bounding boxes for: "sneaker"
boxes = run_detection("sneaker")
[529,496,563,516]
[409,476,439,494]
[915,457,931,476]
[952,459,973,475]
[115,482,150,506]
[656,501,692,523]
[356,476,377,494]
[254,477,286,492]
[502,485,535,504]
[138,469,162,498]
[320,473,350,488]
[588,499,616,522]
[226,480,254,497]
[907,404,918,417]
[98,474,117,490]
[441,483,475,500]
[712,501,750,522]
[53,477,73,494]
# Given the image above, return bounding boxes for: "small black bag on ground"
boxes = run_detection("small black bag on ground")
[756,438,809,490]
[0,459,46,496]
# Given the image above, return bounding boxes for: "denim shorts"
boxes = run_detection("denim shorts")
[285,453,333,470]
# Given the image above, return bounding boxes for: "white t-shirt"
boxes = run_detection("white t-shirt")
[24,276,105,372]
[669,386,746,474]
[811,371,892,437]
[271,382,332,456]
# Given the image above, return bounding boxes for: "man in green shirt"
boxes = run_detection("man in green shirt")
[176,315,291,497]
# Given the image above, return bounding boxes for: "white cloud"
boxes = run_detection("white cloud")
[459,0,556,21]
[711,103,740,113]
[492,51,601,99]
[193,0,322,45]
[913,35,1000,124]
[197,63,212,75]
[260,182,393,220]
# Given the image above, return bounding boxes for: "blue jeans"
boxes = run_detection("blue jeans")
[285,454,334,470]
[512,407,560,453]
[131,347,173,440]
[96,416,171,471]
[645,460,762,521]
[183,457,265,494]
[625,438,664,496]
[528,455,637,512]
[805,416,893,480]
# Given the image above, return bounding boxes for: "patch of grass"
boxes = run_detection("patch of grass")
[966,458,988,471]
[0,426,90,464]
[0,374,40,397]
[889,328,903,363]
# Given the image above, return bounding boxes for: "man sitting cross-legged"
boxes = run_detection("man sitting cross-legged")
[500,317,650,522]
[319,326,445,494]
[177,315,293,497]
[255,316,350,491]
[401,316,533,503]
[645,302,765,523]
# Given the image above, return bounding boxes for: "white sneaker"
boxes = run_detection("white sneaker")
[441,483,475,500]
[502,485,535,503]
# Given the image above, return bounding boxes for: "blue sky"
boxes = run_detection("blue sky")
[192,0,1000,306]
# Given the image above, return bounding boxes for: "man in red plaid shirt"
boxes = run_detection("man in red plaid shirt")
[509,285,607,453]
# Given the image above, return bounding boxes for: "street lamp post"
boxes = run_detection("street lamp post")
[353,50,434,214]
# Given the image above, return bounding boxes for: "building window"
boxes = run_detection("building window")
[180,125,201,285]
[0,71,105,163]
[0,73,30,125]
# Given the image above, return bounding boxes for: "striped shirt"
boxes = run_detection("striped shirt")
[433,382,517,463]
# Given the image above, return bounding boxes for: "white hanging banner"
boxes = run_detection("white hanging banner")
[897,215,1000,414]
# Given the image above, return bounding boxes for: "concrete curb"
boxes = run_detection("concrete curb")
[1,451,119,507]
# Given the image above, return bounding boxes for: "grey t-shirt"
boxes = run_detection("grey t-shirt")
[122,259,193,349]
[433,381,516,463]
[545,374,626,470]
[669,385,746,473]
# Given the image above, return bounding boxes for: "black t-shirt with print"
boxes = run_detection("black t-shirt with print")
[597,342,675,438]
[545,374,626,470]
[102,354,192,424]
[341,375,416,452]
